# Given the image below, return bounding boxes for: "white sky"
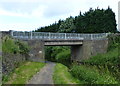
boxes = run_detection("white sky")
[0,0,119,31]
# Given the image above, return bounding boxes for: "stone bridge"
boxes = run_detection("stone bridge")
[11,31,109,62]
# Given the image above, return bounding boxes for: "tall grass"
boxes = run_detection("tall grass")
[70,65,118,84]
[53,63,81,84]
[82,48,119,66]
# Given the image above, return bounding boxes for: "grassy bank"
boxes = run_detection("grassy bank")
[82,48,119,66]
[2,36,30,82]
[68,34,120,84]
[70,64,118,84]
[70,47,119,84]
[70,49,119,83]
[53,63,81,84]
[3,61,45,84]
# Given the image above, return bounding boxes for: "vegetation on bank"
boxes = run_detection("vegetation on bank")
[2,36,29,54]
[53,63,81,84]
[70,34,120,84]
[2,36,30,83]
[50,34,120,84]
[3,61,45,84]
[0,42,2,51]
[70,65,118,84]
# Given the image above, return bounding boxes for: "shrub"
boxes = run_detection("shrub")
[45,46,71,64]
[82,47,120,81]
[2,36,29,55]
[2,36,19,54]
[56,49,71,66]
[82,48,119,66]
[70,65,118,84]
[15,40,29,55]
[108,34,120,51]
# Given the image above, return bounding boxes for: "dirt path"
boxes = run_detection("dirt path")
[27,62,56,84]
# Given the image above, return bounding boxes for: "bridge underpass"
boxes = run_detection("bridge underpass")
[44,40,83,62]
[11,31,109,62]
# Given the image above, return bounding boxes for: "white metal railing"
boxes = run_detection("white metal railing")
[11,31,109,40]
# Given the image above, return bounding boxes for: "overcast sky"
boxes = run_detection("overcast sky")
[0,0,119,31]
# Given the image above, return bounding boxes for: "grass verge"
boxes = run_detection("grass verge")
[53,63,82,84]
[3,61,45,84]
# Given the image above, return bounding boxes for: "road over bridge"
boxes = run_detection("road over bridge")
[11,31,109,62]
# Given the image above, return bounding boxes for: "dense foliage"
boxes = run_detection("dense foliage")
[55,49,70,66]
[108,34,120,51]
[83,48,119,67]
[45,46,71,66]
[35,20,63,32]
[35,7,117,33]
[74,7,117,33]
[2,36,29,55]
[70,65,118,84]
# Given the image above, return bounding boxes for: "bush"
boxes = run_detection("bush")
[15,40,29,55]
[2,36,29,55]
[82,48,119,66]
[108,34,120,51]
[82,47,120,81]
[70,65,118,84]
[45,46,71,64]
[56,49,71,66]
[2,36,19,54]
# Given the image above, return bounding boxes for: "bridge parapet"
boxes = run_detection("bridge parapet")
[11,31,109,40]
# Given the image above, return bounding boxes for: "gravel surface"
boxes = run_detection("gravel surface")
[27,62,56,84]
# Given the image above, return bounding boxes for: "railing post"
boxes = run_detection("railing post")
[65,33,66,40]
[31,31,32,39]
[106,33,108,37]
[91,34,93,40]
[49,32,50,40]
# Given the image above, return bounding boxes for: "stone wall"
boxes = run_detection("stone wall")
[71,39,108,61]
[91,39,108,56]
[2,53,26,76]
[26,40,45,62]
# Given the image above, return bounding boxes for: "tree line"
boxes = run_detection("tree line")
[35,7,117,33]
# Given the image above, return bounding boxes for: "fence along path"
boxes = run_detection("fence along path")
[11,31,109,40]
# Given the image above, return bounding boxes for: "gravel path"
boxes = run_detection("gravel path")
[27,62,56,84]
